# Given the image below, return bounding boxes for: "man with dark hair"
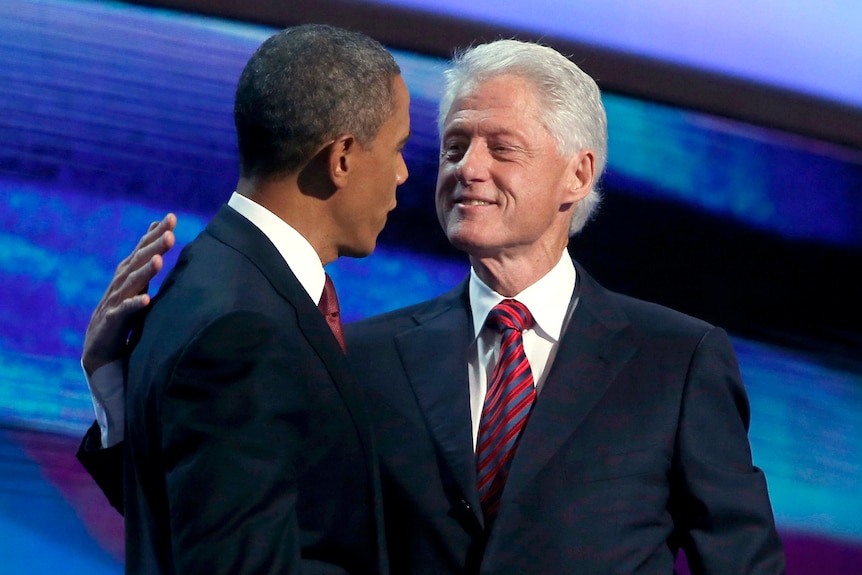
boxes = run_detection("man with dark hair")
[78,24,411,574]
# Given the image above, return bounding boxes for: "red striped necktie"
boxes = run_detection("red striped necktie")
[318,273,346,353]
[476,299,536,525]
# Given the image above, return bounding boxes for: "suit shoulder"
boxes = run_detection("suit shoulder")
[346,285,464,335]
[575,261,720,340]
[606,289,721,340]
[346,299,431,335]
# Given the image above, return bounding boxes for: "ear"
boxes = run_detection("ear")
[561,149,595,206]
[328,134,357,189]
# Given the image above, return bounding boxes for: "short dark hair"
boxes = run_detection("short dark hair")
[234,24,401,178]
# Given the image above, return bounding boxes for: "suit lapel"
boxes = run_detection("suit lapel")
[393,281,483,520]
[501,262,637,507]
[205,205,376,468]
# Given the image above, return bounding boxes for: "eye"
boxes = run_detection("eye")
[489,140,517,155]
[441,141,466,161]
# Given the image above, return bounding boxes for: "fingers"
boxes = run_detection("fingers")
[122,213,177,268]
[125,254,165,297]
[106,251,167,311]
[126,229,175,279]
[111,215,177,297]
[82,215,177,375]
[115,292,152,316]
[140,213,177,247]
[89,217,175,337]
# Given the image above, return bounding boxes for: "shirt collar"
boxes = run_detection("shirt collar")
[227,192,326,304]
[469,252,576,342]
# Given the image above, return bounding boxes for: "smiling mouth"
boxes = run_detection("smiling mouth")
[458,199,491,206]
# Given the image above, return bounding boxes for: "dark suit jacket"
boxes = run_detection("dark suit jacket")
[79,205,386,575]
[345,258,785,574]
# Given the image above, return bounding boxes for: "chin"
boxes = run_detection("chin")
[340,243,376,259]
[446,228,488,254]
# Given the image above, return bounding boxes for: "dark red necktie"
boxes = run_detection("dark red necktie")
[476,299,536,525]
[318,273,346,353]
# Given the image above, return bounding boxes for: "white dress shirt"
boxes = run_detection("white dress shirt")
[86,192,325,447]
[467,252,577,449]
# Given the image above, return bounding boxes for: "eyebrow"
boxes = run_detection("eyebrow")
[442,125,525,143]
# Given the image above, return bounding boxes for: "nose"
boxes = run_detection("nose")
[396,152,409,186]
[454,142,489,184]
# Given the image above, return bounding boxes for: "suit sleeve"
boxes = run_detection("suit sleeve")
[671,326,785,573]
[158,311,311,575]
[76,421,125,515]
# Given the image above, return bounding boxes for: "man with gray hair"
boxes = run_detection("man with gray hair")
[347,39,785,574]
[79,38,784,574]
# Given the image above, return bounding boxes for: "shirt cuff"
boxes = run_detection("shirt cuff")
[83,359,125,448]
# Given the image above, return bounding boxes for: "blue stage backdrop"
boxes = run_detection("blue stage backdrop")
[1,1,860,573]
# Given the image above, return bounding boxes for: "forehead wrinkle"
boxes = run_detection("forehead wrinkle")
[443,110,535,142]
[447,101,545,142]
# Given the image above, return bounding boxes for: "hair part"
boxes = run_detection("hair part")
[438,40,608,235]
[234,24,401,179]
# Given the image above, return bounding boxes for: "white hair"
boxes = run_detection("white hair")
[438,40,608,235]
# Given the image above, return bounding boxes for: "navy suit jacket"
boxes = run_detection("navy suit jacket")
[79,205,387,575]
[345,259,785,574]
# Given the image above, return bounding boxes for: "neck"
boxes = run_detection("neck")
[470,247,566,297]
[235,175,336,265]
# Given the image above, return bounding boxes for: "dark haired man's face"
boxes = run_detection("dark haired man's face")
[332,75,411,258]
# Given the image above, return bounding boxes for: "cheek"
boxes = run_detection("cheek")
[435,166,456,199]
[434,185,452,221]
[437,161,456,184]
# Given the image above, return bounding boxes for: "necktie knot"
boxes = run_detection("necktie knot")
[486,299,533,334]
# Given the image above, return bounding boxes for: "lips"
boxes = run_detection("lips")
[454,196,494,207]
